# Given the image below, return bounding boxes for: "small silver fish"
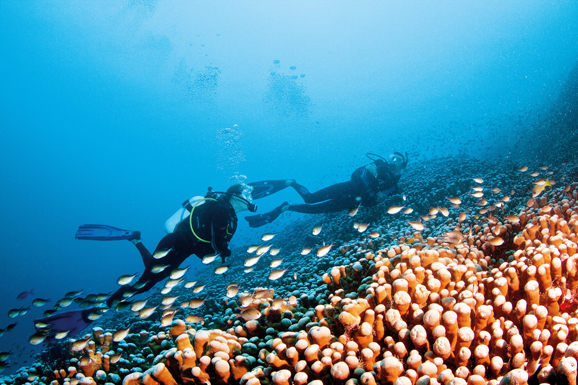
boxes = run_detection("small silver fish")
[202,254,218,264]
[226,286,240,298]
[269,269,287,280]
[32,298,50,307]
[246,245,259,253]
[57,298,73,308]
[117,273,138,285]
[189,299,205,309]
[348,206,359,217]
[185,315,203,323]
[387,205,404,214]
[113,328,130,342]
[54,330,71,340]
[28,332,47,345]
[162,296,178,306]
[151,264,170,273]
[64,290,83,298]
[240,308,261,321]
[164,278,182,288]
[261,233,276,241]
[122,290,137,298]
[408,221,424,231]
[130,300,147,312]
[317,244,333,257]
[133,280,148,289]
[170,267,188,279]
[153,248,173,259]
[88,309,107,320]
[139,307,157,319]
[256,245,272,256]
[244,255,261,267]
[270,259,283,268]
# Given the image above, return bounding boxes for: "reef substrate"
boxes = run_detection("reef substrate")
[4,157,578,385]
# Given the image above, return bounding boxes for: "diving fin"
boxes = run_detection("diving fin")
[34,308,95,341]
[245,202,288,228]
[75,224,141,241]
[248,180,293,200]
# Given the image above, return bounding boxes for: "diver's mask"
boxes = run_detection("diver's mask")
[232,193,258,212]
[389,152,408,174]
[210,185,258,212]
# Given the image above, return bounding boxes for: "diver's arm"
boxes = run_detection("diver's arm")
[365,163,378,177]
[351,164,377,181]
[210,205,233,261]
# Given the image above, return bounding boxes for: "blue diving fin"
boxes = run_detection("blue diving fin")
[75,224,141,241]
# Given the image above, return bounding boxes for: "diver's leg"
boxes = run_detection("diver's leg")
[147,234,180,267]
[287,198,349,214]
[131,233,177,269]
[106,253,184,308]
[106,235,186,308]
[106,284,135,308]
[131,241,153,268]
[291,181,351,204]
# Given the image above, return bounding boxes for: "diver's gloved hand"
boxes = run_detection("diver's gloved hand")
[221,249,231,264]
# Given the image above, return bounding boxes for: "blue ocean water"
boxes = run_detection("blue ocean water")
[1,0,577,374]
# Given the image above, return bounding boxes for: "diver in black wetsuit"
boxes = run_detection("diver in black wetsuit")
[34,184,257,341]
[106,184,255,307]
[245,153,407,228]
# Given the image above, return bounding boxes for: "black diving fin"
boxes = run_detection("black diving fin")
[248,180,293,200]
[245,202,288,228]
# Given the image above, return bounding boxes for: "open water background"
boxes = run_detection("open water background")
[1,0,578,373]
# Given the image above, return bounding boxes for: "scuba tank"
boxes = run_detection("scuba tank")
[164,186,255,234]
[164,196,205,234]
[163,188,223,234]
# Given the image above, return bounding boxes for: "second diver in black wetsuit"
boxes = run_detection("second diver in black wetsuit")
[245,153,407,228]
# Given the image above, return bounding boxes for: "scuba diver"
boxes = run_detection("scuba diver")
[245,152,407,228]
[34,185,256,339]
[102,184,256,307]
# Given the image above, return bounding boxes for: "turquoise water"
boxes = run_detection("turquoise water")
[1,0,577,374]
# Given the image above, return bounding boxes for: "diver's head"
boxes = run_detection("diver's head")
[226,184,257,213]
[389,152,408,174]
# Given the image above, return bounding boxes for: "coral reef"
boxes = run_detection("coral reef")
[3,157,578,385]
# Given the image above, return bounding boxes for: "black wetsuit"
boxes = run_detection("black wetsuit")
[245,160,401,227]
[106,197,237,307]
[287,162,400,214]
